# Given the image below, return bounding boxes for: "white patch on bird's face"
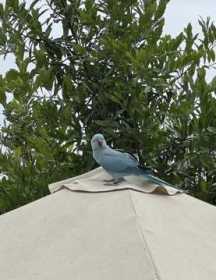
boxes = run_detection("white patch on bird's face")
[91,133,107,150]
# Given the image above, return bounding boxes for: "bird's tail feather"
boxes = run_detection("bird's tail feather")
[128,167,178,189]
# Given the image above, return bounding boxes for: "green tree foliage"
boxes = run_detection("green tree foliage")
[0,0,216,213]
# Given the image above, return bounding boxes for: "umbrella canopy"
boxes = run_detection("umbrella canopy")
[0,167,216,280]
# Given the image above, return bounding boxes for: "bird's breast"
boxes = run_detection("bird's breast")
[93,150,103,165]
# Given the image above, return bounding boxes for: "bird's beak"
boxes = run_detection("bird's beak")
[97,140,103,147]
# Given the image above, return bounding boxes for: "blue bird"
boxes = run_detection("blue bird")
[91,133,175,188]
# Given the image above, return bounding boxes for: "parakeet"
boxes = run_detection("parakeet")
[91,133,176,188]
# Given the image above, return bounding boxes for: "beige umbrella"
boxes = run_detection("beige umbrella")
[0,167,216,280]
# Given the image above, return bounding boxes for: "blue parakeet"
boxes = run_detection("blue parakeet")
[91,133,175,188]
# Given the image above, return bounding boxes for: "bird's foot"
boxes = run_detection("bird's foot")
[104,178,125,186]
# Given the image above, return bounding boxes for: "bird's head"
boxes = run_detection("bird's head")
[91,134,107,150]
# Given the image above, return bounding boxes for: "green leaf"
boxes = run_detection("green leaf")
[29,0,40,10]
[0,89,6,105]
[35,50,47,68]
[5,69,19,81]
[0,3,4,17]
[35,68,54,90]
[155,0,168,20]
[62,75,74,97]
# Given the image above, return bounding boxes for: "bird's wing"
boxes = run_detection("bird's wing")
[100,148,138,173]
[125,152,139,162]
[115,149,140,164]
[118,150,154,175]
